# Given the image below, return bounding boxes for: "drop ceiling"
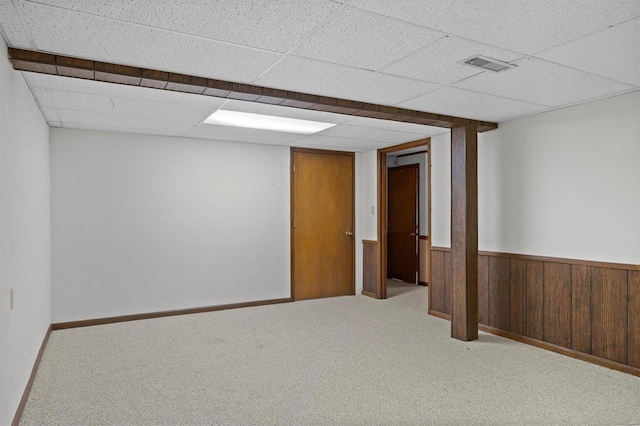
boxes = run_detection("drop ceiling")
[1,0,639,151]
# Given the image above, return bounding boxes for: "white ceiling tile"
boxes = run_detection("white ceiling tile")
[18,1,282,83]
[25,0,340,53]
[32,86,218,126]
[291,134,387,151]
[382,36,523,84]
[47,89,114,112]
[22,73,228,109]
[536,18,640,87]
[21,71,49,88]
[187,123,300,144]
[342,116,446,135]
[317,124,425,144]
[57,122,188,138]
[109,98,213,123]
[288,141,365,152]
[292,6,443,70]
[39,106,58,122]
[398,86,550,122]
[0,0,31,48]
[349,0,640,54]
[255,55,440,105]
[56,109,197,134]
[30,87,53,107]
[221,99,352,124]
[453,57,636,107]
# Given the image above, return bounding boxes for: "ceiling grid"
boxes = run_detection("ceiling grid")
[0,0,637,150]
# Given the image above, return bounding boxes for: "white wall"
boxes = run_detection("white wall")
[359,150,378,241]
[0,39,51,425]
[431,92,640,265]
[431,132,452,248]
[51,129,291,322]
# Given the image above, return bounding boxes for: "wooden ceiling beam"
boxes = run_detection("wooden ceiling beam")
[7,48,498,132]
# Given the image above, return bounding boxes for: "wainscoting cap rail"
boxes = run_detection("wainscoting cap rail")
[430,246,640,271]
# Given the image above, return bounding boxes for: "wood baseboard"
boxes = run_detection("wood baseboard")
[12,325,52,426]
[428,310,451,321]
[419,281,428,286]
[52,298,293,330]
[427,310,640,378]
[361,290,377,299]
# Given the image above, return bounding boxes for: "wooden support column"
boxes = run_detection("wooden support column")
[451,125,479,341]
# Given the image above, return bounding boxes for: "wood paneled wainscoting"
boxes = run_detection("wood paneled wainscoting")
[430,247,640,376]
[362,240,378,298]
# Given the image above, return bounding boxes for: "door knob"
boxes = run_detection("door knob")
[346,231,353,236]
[409,232,417,236]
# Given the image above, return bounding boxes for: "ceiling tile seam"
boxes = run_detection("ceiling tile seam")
[494,107,555,124]
[183,120,210,136]
[250,2,349,83]
[60,123,189,136]
[185,122,205,136]
[10,0,37,49]
[388,87,449,108]
[286,136,384,150]
[45,89,225,112]
[374,35,449,72]
[0,20,12,46]
[42,79,65,125]
[390,84,554,113]
[528,16,640,58]
[185,99,231,136]
[295,132,390,144]
[183,134,289,147]
[276,54,450,92]
[205,99,230,123]
[21,72,59,122]
[528,56,640,88]
[296,4,451,72]
[539,86,640,111]
[20,0,285,56]
[52,106,211,124]
[374,45,527,86]
[328,123,433,136]
[434,84,560,109]
[341,5,453,42]
[346,4,531,57]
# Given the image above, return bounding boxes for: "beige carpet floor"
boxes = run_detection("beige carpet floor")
[21,281,640,425]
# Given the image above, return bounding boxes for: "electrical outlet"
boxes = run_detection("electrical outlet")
[10,288,14,310]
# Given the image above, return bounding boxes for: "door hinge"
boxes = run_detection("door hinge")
[293,219,296,228]
[293,164,296,172]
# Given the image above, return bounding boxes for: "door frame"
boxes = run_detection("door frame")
[290,147,356,301]
[377,138,431,299]
[387,163,420,284]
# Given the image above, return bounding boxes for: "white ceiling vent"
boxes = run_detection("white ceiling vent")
[459,55,516,72]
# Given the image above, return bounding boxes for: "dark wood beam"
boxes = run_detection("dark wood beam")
[7,48,498,132]
[450,125,479,341]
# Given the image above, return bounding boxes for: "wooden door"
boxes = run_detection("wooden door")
[291,149,355,300]
[387,164,418,283]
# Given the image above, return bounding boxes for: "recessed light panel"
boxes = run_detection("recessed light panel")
[203,110,337,134]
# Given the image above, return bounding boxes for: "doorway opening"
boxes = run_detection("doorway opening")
[376,139,431,300]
